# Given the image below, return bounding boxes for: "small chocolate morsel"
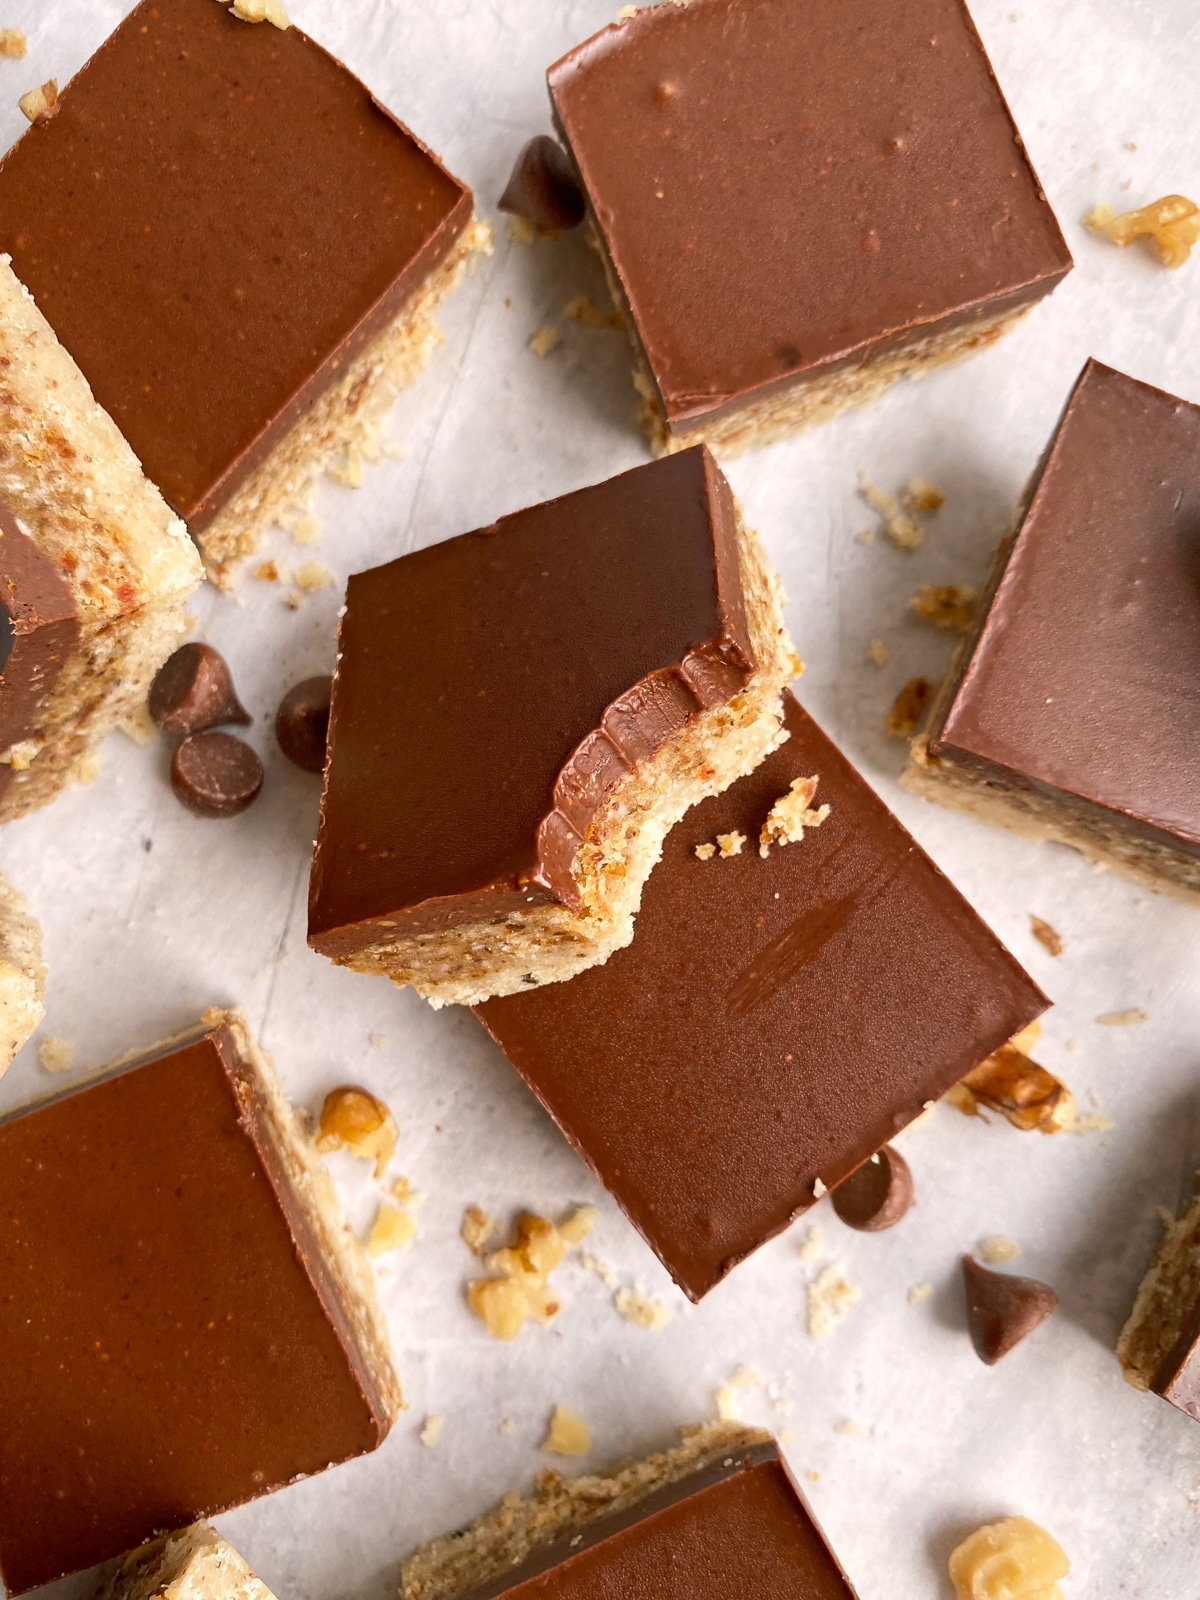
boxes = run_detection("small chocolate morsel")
[149,643,251,736]
[276,676,333,773]
[498,135,585,231]
[962,1255,1058,1364]
[831,1145,913,1232]
[171,731,263,819]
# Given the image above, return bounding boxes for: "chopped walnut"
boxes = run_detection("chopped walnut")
[714,1385,740,1421]
[694,842,717,860]
[867,638,890,666]
[315,1085,398,1177]
[18,79,58,124]
[419,1415,444,1448]
[949,1517,1069,1600]
[859,477,924,549]
[528,326,561,358]
[716,830,746,857]
[957,1043,1074,1134]
[1100,193,1200,269]
[759,775,829,856]
[1083,201,1115,232]
[230,0,291,28]
[904,477,945,513]
[885,677,933,739]
[911,583,978,632]
[1097,1006,1150,1026]
[1029,915,1063,957]
[295,561,333,593]
[978,1235,1021,1265]
[617,4,639,17]
[467,1211,589,1341]
[807,1262,861,1341]
[542,1404,591,1456]
[0,27,26,57]
[366,1201,417,1258]
[291,514,321,547]
[461,1205,497,1256]
[614,1287,673,1330]
[38,1036,74,1074]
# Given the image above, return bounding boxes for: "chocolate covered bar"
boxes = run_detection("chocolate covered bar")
[906,361,1200,904]
[0,1009,401,1595]
[0,260,202,818]
[309,448,797,1006]
[98,1526,277,1600]
[1118,1185,1200,1425]
[545,0,1071,458]
[478,693,1046,1300]
[0,0,488,578]
[402,1425,858,1600]
[0,871,42,1074]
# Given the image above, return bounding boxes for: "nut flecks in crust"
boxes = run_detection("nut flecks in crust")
[18,79,58,124]
[1097,193,1200,269]
[759,775,829,856]
[910,583,978,632]
[315,1085,398,1178]
[886,676,933,739]
[949,1517,1069,1600]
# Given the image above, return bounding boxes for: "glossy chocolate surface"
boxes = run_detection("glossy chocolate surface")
[0,1022,390,1595]
[929,361,1200,858]
[0,500,78,777]
[0,0,470,528]
[548,0,1071,434]
[478,695,1046,1300]
[458,1443,857,1600]
[309,448,754,959]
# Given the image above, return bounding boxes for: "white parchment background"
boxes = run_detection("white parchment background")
[2,1,1199,1596]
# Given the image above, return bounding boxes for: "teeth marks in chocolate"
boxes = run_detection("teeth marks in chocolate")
[276,676,333,773]
[831,1145,914,1233]
[170,731,264,819]
[149,643,251,736]
[962,1254,1058,1364]
[498,136,585,232]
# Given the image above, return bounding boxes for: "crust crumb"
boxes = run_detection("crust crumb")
[759,775,829,856]
[694,841,717,860]
[614,1286,673,1330]
[859,476,924,549]
[462,1205,497,1257]
[1098,1007,1150,1026]
[295,560,333,593]
[911,583,978,632]
[807,1261,861,1341]
[229,0,291,28]
[715,830,746,857]
[529,326,562,359]
[1030,914,1063,956]
[18,79,57,123]
[867,638,890,666]
[978,1235,1021,1265]
[564,296,623,330]
[886,676,933,738]
[949,1517,1069,1600]
[907,1282,932,1305]
[467,1210,591,1341]
[904,477,944,513]
[38,1035,74,1074]
[542,1404,591,1456]
[0,27,26,57]
[956,1041,1074,1135]
[419,1415,444,1448]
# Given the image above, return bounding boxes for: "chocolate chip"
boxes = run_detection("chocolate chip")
[275,675,332,773]
[149,643,251,736]
[170,731,263,819]
[962,1255,1058,1364]
[498,136,586,232]
[831,1145,913,1232]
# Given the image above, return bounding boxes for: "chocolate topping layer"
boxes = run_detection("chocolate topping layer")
[457,1442,857,1600]
[1154,1294,1200,1421]
[548,0,1071,433]
[478,695,1046,1300]
[929,361,1200,858]
[0,1022,390,1595]
[309,448,755,958]
[0,499,78,757]
[0,0,471,529]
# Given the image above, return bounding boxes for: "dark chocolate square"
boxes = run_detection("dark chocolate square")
[0,0,470,529]
[548,0,1071,439]
[0,1020,390,1595]
[928,360,1200,861]
[478,694,1046,1300]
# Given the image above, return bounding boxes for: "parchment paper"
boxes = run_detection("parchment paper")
[2,1,1199,1595]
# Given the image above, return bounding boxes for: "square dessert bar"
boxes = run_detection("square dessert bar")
[478,693,1046,1300]
[0,259,202,820]
[309,447,797,1007]
[548,0,1072,458]
[906,360,1200,904]
[0,1009,401,1596]
[0,0,488,578]
[402,1426,859,1600]
[0,871,43,1074]
[1118,1184,1200,1425]
[98,1526,277,1600]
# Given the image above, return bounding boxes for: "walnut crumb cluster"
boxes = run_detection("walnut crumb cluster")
[465,1204,598,1341]
[614,1286,673,1330]
[859,474,945,550]
[541,1403,591,1456]
[17,78,57,124]
[227,0,291,30]
[367,1179,421,1258]
[1087,193,1200,269]
[949,1516,1069,1600]
[759,775,830,856]
[911,583,978,632]
[0,27,26,57]
[807,1261,861,1341]
[315,1084,398,1177]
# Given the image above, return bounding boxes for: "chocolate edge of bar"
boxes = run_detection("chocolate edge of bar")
[0,504,81,763]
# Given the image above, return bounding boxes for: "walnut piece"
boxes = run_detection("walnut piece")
[759,775,829,856]
[957,1043,1074,1135]
[315,1085,397,1177]
[541,1403,591,1456]
[885,677,933,739]
[529,326,561,358]
[694,842,717,860]
[461,1204,497,1256]
[18,79,58,124]
[911,583,978,632]
[1103,193,1200,269]
[366,1200,417,1258]
[0,27,27,57]
[38,1035,74,1074]
[1029,915,1063,957]
[614,1286,673,1330]
[467,1210,593,1342]
[948,1516,1069,1600]
[807,1262,861,1341]
[229,0,291,28]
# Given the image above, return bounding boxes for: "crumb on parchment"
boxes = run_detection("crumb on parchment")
[419,1415,443,1448]
[807,1262,861,1341]
[529,326,561,358]
[978,1235,1021,1265]
[1088,193,1200,268]
[911,583,978,632]
[542,1404,591,1456]
[38,1036,74,1074]
[466,1207,597,1341]
[0,28,26,57]
[759,776,829,857]
[1030,915,1063,956]
[614,1286,673,1330]
[886,677,933,739]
